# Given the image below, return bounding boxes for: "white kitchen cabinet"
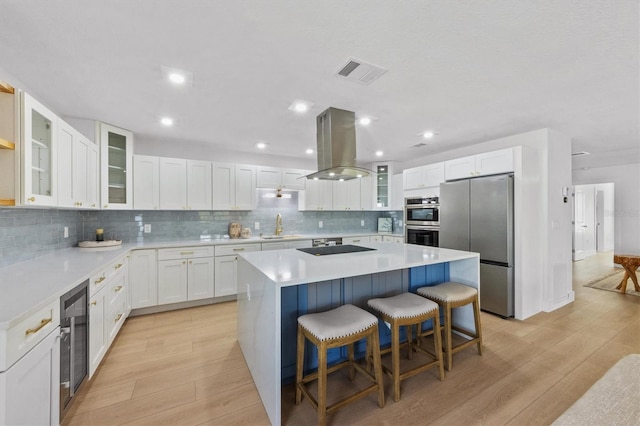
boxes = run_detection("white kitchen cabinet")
[372,162,394,209]
[391,174,404,210]
[187,160,212,210]
[261,240,312,251]
[256,166,306,190]
[383,235,404,244]
[212,163,256,210]
[89,255,128,378]
[299,178,332,210]
[89,286,107,377]
[214,244,261,297]
[403,162,445,190]
[158,247,214,304]
[0,327,60,426]
[159,157,187,210]
[129,249,158,309]
[444,148,513,181]
[133,155,160,210]
[332,179,360,210]
[22,92,58,206]
[360,175,374,210]
[342,236,370,244]
[99,122,133,209]
[370,235,383,243]
[58,119,99,209]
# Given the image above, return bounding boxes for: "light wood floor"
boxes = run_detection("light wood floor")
[63,252,640,425]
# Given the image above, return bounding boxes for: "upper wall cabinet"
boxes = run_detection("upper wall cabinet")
[256,166,306,190]
[133,155,159,210]
[22,93,58,207]
[372,162,393,209]
[99,122,133,209]
[299,177,332,211]
[212,163,256,210]
[444,148,513,181]
[403,162,444,191]
[58,119,99,209]
[186,160,213,210]
[332,179,361,210]
[159,157,187,210]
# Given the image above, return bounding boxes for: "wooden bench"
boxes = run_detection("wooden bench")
[613,254,640,294]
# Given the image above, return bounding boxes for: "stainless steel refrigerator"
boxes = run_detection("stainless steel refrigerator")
[439,174,514,317]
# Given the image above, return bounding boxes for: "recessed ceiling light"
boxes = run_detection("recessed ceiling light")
[305,148,314,154]
[375,150,384,157]
[288,100,313,113]
[161,117,174,126]
[256,142,267,149]
[358,117,371,126]
[161,66,193,87]
[168,73,185,84]
[422,130,435,139]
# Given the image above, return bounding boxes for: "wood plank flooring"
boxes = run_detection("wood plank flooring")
[63,252,640,425]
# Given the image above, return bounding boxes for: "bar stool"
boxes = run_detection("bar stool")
[296,304,385,426]
[417,282,482,371]
[367,292,445,401]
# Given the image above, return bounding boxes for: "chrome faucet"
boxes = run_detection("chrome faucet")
[275,213,283,236]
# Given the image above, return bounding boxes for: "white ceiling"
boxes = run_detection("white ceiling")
[0,1,638,171]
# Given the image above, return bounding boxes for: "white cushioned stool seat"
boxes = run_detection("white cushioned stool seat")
[368,292,439,319]
[417,282,477,303]
[298,304,378,341]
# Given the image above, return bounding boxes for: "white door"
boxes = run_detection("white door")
[214,255,238,296]
[187,160,212,210]
[159,157,187,210]
[158,259,188,304]
[133,155,159,210]
[573,185,596,260]
[188,257,214,300]
[129,249,158,309]
[596,190,605,252]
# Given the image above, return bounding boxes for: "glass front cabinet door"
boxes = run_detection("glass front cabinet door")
[373,162,394,210]
[99,122,133,209]
[22,93,58,206]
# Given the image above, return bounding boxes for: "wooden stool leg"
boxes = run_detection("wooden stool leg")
[628,267,640,292]
[347,343,355,380]
[444,302,453,371]
[473,297,483,355]
[295,325,305,405]
[432,312,445,381]
[406,324,414,360]
[616,271,630,293]
[318,341,328,426]
[370,326,385,408]
[391,320,401,402]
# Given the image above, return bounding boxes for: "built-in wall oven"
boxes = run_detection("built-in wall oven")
[405,196,440,247]
[59,279,89,420]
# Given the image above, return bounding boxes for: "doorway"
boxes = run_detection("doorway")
[572,183,614,261]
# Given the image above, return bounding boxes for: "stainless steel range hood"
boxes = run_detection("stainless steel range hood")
[306,107,371,180]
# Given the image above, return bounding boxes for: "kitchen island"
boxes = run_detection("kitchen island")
[237,243,479,425]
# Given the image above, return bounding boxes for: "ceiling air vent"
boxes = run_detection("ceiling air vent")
[571,151,591,157]
[336,58,387,85]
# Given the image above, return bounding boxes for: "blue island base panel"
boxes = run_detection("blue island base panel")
[280,264,449,383]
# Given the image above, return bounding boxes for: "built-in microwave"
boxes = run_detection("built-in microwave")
[405,196,439,226]
[406,226,439,247]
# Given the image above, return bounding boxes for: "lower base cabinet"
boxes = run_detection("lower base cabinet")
[130,249,158,309]
[0,328,60,425]
[214,243,261,297]
[157,247,215,305]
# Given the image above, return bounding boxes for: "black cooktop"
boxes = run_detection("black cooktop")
[297,244,376,256]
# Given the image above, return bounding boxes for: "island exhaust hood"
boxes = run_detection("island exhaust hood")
[306,107,372,181]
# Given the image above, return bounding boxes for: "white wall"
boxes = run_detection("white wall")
[573,163,640,254]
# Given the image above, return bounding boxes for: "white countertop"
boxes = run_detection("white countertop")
[0,233,402,329]
[238,243,479,287]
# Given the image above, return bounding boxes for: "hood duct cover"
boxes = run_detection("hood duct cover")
[306,107,371,180]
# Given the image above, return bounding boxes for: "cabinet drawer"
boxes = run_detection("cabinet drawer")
[107,296,127,344]
[215,243,261,256]
[158,246,214,261]
[3,299,60,370]
[107,269,127,306]
[90,255,127,296]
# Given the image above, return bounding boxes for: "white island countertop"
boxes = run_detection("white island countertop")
[239,243,479,287]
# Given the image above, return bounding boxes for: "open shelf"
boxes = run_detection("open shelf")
[0,138,14,150]
[32,139,50,149]
[108,184,126,189]
[108,145,126,152]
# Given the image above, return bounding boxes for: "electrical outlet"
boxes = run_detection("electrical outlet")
[361,220,365,227]
[63,226,69,238]
[318,221,323,228]
[144,224,151,233]
[255,222,260,230]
